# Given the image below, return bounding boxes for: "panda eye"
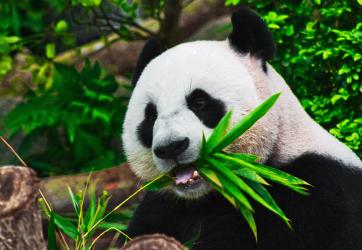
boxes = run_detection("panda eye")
[186,88,226,128]
[190,97,207,110]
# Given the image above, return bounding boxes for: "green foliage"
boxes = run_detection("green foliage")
[48,212,57,250]
[225,0,362,158]
[0,0,164,90]
[39,179,133,250]
[0,0,167,175]
[3,61,130,176]
[147,93,310,239]
[0,0,71,84]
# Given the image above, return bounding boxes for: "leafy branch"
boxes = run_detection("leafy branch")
[147,93,310,239]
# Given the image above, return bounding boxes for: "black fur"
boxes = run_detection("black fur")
[229,6,275,72]
[132,38,163,86]
[127,153,362,249]
[186,88,226,128]
[137,103,157,148]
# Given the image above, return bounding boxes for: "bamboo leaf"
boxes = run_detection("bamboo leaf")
[245,179,291,228]
[201,132,207,159]
[94,193,111,225]
[84,184,97,230]
[48,212,57,250]
[208,158,288,221]
[216,170,254,212]
[210,93,281,154]
[53,213,79,240]
[99,222,127,231]
[228,152,259,162]
[67,186,80,216]
[254,163,311,187]
[206,111,232,154]
[209,156,269,186]
[233,167,270,186]
[214,153,309,187]
[282,184,310,196]
[199,167,238,207]
[199,167,223,187]
[240,204,257,240]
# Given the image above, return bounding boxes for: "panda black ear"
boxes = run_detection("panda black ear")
[132,38,163,86]
[228,6,275,69]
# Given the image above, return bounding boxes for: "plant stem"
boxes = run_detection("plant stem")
[39,189,70,250]
[0,136,28,167]
[89,227,131,249]
[83,174,165,239]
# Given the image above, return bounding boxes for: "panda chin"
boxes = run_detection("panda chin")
[169,164,211,199]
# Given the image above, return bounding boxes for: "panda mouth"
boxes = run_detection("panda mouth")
[170,164,202,188]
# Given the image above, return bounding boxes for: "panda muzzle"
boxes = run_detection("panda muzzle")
[171,164,201,185]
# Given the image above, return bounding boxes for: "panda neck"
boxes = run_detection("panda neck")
[254,62,362,168]
[273,95,361,168]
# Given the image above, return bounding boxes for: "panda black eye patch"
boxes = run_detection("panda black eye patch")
[137,103,157,148]
[186,88,226,128]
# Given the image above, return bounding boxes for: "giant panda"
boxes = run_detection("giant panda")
[122,6,362,250]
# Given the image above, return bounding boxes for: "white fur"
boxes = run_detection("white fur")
[122,40,362,194]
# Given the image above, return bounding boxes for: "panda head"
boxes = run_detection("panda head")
[122,7,280,199]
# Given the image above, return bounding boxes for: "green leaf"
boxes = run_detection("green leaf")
[53,213,79,240]
[46,43,56,59]
[240,204,257,240]
[245,179,290,227]
[199,167,238,207]
[201,132,207,159]
[93,191,111,226]
[99,222,127,231]
[67,186,80,216]
[199,166,223,187]
[232,167,269,185]
[225,0,241,6]
[215,153,309,187]
[211,155,267,185]
[38,197,51,218]
[72,0,102,7]
[5,36,20,43]
[268,23,280,29]
[227,152,259,162]
[285,25,294,36]
[210,93,281,154]
[216,169,254,211]
[206,111,232,154]
[48,212,57,250]
[207,158,289,221]
[55,20,68,33]
[84,185,97,229]
[68,127,76,144]
[358,0,362,5]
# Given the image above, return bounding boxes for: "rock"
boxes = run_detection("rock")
[39,163,140,213]
[0,166,46,250]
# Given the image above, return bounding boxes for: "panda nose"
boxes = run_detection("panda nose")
[154,138,190,159]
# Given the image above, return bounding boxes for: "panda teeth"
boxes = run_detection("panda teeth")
[192,170,200,179]
[186,171,200,184]
[187,179,194,184]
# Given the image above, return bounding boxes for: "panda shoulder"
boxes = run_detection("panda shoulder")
[279,153,362,205]
[280,153,361,182]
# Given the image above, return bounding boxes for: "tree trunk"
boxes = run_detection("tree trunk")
[121,234,186,250]
[0,166,46,250]
[159,0,183,46]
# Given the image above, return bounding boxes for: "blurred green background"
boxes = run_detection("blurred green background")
[0,0,361,176]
